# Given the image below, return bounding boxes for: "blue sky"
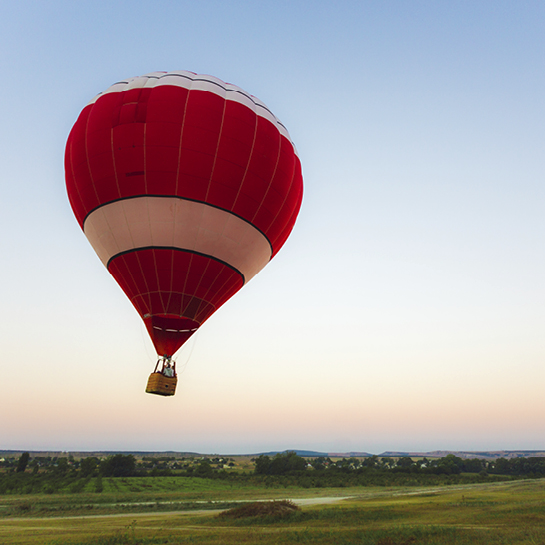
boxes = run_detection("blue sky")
[1,0,544,454]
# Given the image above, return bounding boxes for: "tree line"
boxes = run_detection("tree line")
[2,451,545,495]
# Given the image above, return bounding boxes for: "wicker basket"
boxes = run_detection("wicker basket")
[145,372,178,396]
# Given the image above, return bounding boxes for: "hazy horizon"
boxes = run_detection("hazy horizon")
[4,447,545,458]
[1,0,544,455]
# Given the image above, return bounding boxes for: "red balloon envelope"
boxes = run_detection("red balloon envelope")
[65,71,303,359]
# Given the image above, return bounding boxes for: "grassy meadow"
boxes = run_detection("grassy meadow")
[1,478,545,544]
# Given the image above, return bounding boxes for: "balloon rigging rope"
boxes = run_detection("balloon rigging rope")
[141,322,156,365]
[140,320,198,376]
[175,331,198,376]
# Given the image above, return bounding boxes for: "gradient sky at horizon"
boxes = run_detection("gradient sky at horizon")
[1,0,544,455]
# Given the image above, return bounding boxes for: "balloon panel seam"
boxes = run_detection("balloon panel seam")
[107,246,246,284]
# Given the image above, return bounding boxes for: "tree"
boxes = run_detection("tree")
[80,457,99,477]
[195,459,213,477]
[431,454,463,475]
[16,452,29,473]
[310,457,327,470]
[395,457,415,472]
[361,455,379,469]
[380,457,395,470]
[254,455,272,475]
[55,458,69,474]
[284,451,307,473]
[491,457,512,475]
[101,454,136,477]
[463,458,486,474]
[255,452,306,475]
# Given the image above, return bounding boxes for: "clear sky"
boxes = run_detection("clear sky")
[1,0,544,455]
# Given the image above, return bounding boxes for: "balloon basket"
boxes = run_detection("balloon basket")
[145,372,178,396]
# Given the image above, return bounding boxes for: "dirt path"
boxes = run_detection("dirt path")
[2,496,354,522]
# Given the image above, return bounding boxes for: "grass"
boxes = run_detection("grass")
[1,479,545,544]
[0,477,358,519]
[218,499,300,520]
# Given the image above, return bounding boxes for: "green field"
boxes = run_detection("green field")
[1,478,545,544]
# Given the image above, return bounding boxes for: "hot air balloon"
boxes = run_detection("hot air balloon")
[65,71,303,396]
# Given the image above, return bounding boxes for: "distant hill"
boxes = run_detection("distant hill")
[256,450,331,458]
[327,451,374,458]
[249,449,545,459]
[379,450,545,460]
[2,449,544,460]
[0,450,201,458]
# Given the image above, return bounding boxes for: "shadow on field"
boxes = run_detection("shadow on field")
[218,499,300,519]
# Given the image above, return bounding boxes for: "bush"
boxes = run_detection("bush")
[218,500,300,519]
